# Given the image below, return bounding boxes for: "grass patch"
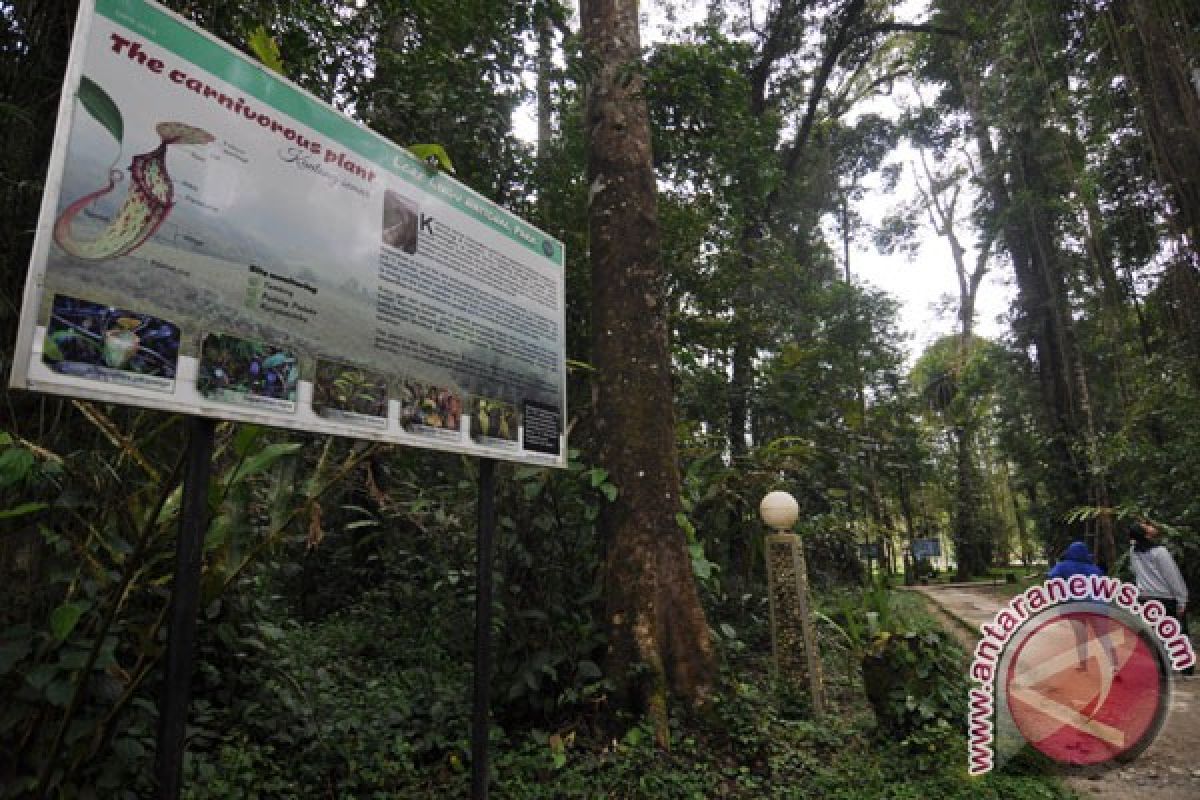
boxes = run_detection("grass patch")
[888,588,955,633]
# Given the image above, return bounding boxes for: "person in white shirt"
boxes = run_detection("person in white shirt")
[1129,519,1193,676]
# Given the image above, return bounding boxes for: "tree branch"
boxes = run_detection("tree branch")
[856,22,962,39]
[778,0,868,188]
[747,0,814,115]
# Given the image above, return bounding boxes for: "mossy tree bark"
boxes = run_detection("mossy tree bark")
[579,0,716,741]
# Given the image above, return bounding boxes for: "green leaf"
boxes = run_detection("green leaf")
[0,448,35,488]
[258,622,285,641]
[226,442,302,486]
[588,468,608,488]
[576,660,602,680]
[622,725,644,747]
[600,483,618,502]
[50,603,85,641]
[232,424,263,458]
[25,663,57,691]
[407,144,455,174]
[688,543,712,580]
[77,76,123,144]
[0,501,48,519]
[247,26,285,75]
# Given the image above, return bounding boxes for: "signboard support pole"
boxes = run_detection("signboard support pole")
[471,458,497,800]
[154,416,216,800]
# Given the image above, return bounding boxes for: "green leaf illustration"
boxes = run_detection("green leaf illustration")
[77,76,123,144]
[41,335,63,362]
[248,26,285,75]
[407,144,456,174]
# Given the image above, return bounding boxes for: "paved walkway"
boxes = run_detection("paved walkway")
[910,584,1200,799]
[912,584,1003,631]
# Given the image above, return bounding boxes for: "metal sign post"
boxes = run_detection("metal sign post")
[471,458,497,799]
[153,416,216,799]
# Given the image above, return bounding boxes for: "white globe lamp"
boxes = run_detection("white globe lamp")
[759,490,799,532]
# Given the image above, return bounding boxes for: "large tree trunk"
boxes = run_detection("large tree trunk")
[580,0,716,740]
[952,425,982,579]
[1109,0,1200,256]
[1106,1,1200,387]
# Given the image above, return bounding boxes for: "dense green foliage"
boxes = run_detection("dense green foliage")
[2,0,1198,796]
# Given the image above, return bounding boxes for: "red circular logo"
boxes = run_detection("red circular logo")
[1003,608,1168,766]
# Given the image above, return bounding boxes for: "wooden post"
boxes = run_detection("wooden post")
[154,416,216,799]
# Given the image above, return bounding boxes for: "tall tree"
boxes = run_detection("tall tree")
[1102,0,1200,384]
[579,0,715,740]
[716,0,951,460]
[918,0,1117,565]
[910,144,995,576]
[1106,0,1200,258]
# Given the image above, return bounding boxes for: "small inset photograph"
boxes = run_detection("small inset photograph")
[399,381,462,433]
[470,397,519,444]
[382,190,419,254]
[313,359,388,422]
[42,294,180,390]
[198,333,298,409]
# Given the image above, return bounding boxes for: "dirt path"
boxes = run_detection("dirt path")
[909,584,1200,799]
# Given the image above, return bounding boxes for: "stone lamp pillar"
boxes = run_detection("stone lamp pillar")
[760,491,825,715]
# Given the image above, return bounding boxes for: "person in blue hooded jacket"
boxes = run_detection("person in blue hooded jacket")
[1048,540,1104,580]
[1048,540,1117,670]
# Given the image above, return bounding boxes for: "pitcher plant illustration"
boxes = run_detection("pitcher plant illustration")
[54,77,214,261]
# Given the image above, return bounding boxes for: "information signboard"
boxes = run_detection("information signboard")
[10,0,567,467]
[858,543,881,560]
[912,538,942,560]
